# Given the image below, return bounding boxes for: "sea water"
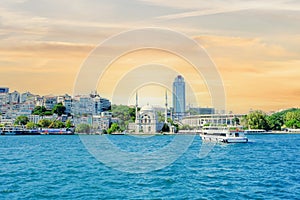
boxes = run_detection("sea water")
[0,134,299,199]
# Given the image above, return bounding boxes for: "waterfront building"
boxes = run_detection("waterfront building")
[134,104,164,133]
[0,116,14,125]
[181,114,245,128]
[73,116,93,126]
[173,75,186,117]
[92,113,111,131]
[29,115,43,124]
[129,92,164,133]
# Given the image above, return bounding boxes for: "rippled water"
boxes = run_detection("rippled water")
[0,134,299,199]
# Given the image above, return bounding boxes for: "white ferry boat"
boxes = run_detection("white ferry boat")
[0,126,24,135]
[244,129,267,134]
[200,126,248,143]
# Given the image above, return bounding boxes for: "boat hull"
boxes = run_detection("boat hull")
[200,135,248,143]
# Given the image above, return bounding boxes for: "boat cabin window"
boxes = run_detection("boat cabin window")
[235,133,239,137]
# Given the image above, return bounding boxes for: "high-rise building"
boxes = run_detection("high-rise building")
[0,87,9,94]
[173,75,186,115]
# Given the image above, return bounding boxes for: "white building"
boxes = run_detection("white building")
[20,92,35,103]
[18,100,35,116]
[57,94,72,114]
[9,91,20,104]
[181,114,245,128]
[71,92,111,116]
[134,105,164,133]
[92,113,111,131]
[44,96,57,110]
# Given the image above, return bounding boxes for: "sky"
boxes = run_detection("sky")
[0,0,300,113]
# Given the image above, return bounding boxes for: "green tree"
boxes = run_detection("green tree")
[167,118,178,133]
[75,124,91,134]
[161,123,170,132]
[267,113,284,130]
[232,117,240,125]
[65,119,72,128]
[55,121,65,128]
[44,111,53,116]
[157,111,165,122]
[111,105,138,130]
[107,123,122,134]
[52,103,66,116]
[102,129,108,134]
[244,110,270,130]
[38,119,52,128]
[285,110,300,128]
[26,122,36,129]
[14,115,29,126]
[49,120,65,128]
[32,106,47,116]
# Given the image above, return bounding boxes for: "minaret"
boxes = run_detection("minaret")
[165,90,168,123]
[135,91,139,133]
[135,91,138,123]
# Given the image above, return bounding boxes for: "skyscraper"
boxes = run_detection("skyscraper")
[173,75,186,115]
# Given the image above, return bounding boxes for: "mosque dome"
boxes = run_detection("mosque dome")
[140,105,154,112]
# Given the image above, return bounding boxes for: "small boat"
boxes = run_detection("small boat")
[200,126,248,143]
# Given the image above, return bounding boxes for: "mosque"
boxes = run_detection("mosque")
[128,91,173,134]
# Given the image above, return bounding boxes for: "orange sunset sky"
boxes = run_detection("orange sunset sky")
[0,0,300,113]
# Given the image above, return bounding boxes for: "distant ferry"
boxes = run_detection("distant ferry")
[0,126,24,135]
[244,129,267,134]
[200,126,248,143]
[0,127,74,135]
[41,128,74,135]
[0,126,40,135]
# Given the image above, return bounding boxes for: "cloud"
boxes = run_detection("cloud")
[191,35,300,112]
[139,0,300,21]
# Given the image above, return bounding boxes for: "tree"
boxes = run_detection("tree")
[26,122,36,129]
[75,124,91,134]
[266,108,300,130]
[232,117,240,125]
[52,103,66,116]
[161,123,170,132]
[157,111,165,122]
[111,105,138,130]
[14,116,29,126]
[107,123,121,134]
[32,106,47,116]
[244,110,270,130]
[38,119,52,128]
[44,111,53,116]
[65,119,72,128]
[285,110,300,128]
[49,120,65,128]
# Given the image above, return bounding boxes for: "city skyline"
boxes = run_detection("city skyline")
[1,0,300,113]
